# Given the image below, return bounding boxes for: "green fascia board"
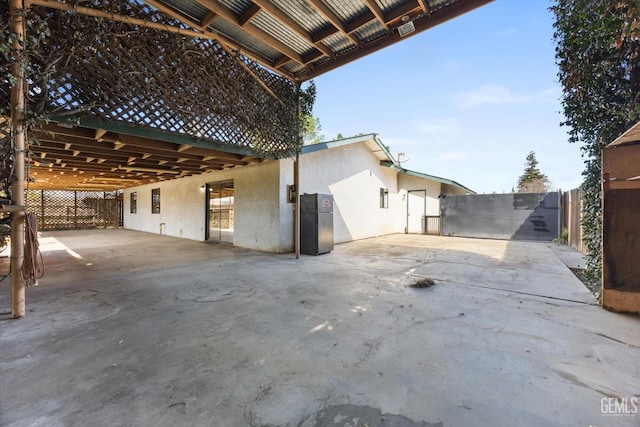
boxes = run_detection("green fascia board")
[381,161,476,194]
[51,115,264,158]
[301,133,397,164]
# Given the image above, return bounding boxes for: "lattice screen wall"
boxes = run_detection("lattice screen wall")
[0,0,303,159]
[25,190,123,231]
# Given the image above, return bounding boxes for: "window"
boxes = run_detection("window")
[151,188,161,214]
[380,188,388,208]
[130,192,137,214]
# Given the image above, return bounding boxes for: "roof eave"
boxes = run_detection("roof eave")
[381,161,476,194]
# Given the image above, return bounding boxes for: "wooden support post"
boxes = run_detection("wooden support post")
[294,83,302,259]
[10,0,26,318]
[294,152,300,259]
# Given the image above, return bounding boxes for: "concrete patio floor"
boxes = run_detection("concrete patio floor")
[1,230,638,427]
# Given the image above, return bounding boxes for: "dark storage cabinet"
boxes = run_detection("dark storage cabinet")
[300,193,334,255]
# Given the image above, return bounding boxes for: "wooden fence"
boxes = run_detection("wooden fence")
[561,188,586,254]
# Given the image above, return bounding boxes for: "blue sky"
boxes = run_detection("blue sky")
[311,0,584,194]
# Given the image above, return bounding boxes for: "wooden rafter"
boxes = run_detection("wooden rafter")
[364,0,386,24]
[192,0,306,65]
[306,0,361,47]
[416,0,431,17]
[26,124,261,190]
[27,0,296,81]
[252,0,335,59]
[24,0,492,82]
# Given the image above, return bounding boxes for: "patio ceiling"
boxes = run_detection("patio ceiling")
[141,0,492,81]
[24,121,264,191]
[8,0,493,190]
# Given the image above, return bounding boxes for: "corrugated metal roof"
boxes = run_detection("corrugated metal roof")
[427,0,457,13]
[143,0,493,80]
[209,17,282,62]
[353,20,388,44]
[217,0,253,15]
[251,11,315,56]
[323,0,369,25]
[281,61,308,75]
[155,0,208,23]
[376,0,408,13]
[322,32,357,55]
[270,0,328,34]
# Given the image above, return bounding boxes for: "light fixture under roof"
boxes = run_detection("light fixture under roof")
[397,15,415,37]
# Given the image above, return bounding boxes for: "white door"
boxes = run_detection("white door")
[407,191,426,233]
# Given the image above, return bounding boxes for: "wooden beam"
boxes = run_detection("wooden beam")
[297,0,493,80]
[94,128,107,140]
[29,0,296,81]
[252,0,334,59]
[194,0,305,65]
[416,0,431,17]
[344,10,377,34]
[0,204,25,212]
[364,0,386,24]
[306,0,361,46]
[201,10,217,28]
[143,0,289,101]
[240,3,260,26]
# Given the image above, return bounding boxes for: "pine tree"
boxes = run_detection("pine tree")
[517,151,550,193]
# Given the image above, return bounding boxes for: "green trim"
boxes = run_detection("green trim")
[301,133,375,153]
[381,161,476,194]
[301,133,397,164]
[52,116,264,158]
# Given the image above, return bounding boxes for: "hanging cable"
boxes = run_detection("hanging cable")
[21,212,44,286]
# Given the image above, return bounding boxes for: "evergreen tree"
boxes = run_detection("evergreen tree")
[517,151,550,193]
[551,0,640,284]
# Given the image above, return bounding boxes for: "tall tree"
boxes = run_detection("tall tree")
[551,0,640,284]
[517,151,550,193]
[301,115,324,145]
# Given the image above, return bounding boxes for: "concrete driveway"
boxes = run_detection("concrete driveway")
[1,230,638,427]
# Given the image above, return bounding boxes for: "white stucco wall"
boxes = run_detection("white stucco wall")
[121,139,470,253]
[233,161,283,252]
[397,174,442,216]
[296,142,402,243]
[123,161,285,252]
[279,160,295,251]
[123,175,207,239]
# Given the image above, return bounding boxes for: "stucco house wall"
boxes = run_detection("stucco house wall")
[123,134,473,253]
[397,173,442,216]
[123,160,284,252]
[297,142,400,243]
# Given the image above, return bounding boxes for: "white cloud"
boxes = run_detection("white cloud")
[454,84,541,109]
[417,118,461,136]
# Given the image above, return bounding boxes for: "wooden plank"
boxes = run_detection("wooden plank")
[603,289,640,314]
[602,187,640,314]
[0,204,25,212]
[603,143,640,180]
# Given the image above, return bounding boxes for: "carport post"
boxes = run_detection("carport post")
[294,152,300,259]
[10,0,26,318]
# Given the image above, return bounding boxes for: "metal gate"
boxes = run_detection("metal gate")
[441,192,560,241]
